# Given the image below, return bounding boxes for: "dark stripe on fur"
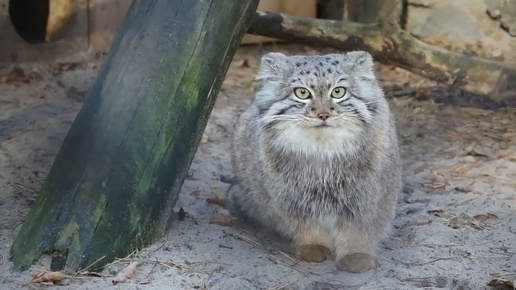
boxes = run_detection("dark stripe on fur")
[350,93,377,115]
[275,103,303,116]
[341,103,367,124]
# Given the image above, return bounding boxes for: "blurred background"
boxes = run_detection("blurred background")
[1,0,514,63]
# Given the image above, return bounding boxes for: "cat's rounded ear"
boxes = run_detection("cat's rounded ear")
[256,52,288,80]
[347,51,374,71]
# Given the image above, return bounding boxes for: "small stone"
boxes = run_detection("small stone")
[463,155,476,162]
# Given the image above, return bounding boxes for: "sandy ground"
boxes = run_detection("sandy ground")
[0,44,515,290]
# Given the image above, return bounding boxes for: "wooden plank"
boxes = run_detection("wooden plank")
[10,0,260,273]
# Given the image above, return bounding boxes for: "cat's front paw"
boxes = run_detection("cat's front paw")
[336,253,376,273]
[295,245,332,262]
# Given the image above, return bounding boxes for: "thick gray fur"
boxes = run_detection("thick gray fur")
[227,51,402,271]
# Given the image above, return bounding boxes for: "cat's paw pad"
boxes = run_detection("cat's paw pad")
[336,253,376,273]
[295,245,331,262]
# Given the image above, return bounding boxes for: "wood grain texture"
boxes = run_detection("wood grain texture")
[249,12,516,102]
[11,0,260,272]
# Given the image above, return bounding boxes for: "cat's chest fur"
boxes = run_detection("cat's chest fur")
[268,125,361,157]
[262,127,374,218]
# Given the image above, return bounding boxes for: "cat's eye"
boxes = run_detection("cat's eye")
[293,87,311,99]
[331,87,347,99]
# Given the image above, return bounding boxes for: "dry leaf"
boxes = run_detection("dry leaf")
[209,212,237,227]
[460,107,491,116]
[79,271,102,277]
[477,121,492,131]
[415,89,429,100]
[488,278,514,290]
[466,148,492,158]
[404,197,430,205]
[449,213,484,230]
[423,183,447,194]
[1,66,31,84]
[405,219,433,227]
[112,261,140,285]
[473,213,498,222]
[454,186,472,193]
[209,207,238,228]
[464,143,495,158]
[206,194,226,208]
[454,165,470,174]
[58,62,81,71]
[428,182,447,189]
[32,271,64,284]
[427,209,447,218]
[51,62,82,76]
[429,210,487,230]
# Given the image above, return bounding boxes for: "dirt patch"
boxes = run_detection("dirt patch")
[0,44,515,289]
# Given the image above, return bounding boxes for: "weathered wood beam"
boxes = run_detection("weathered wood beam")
[249,12,516,102]
[10,0,259,273]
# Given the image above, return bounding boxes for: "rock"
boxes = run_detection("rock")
[486,0,516,36]
[501,16,516,36]
[410,2,486,43]
[405,0,516,62]
[486,0,502,19]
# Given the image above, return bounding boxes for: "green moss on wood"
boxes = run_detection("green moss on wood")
[10,0,260,272]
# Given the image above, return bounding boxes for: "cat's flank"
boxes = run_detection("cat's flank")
[227,51,402,273]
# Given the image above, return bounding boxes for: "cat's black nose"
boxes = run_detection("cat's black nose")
[317,112,330,121]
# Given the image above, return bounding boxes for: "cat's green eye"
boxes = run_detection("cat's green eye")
[293,87,311,99]
[331,87,347,99]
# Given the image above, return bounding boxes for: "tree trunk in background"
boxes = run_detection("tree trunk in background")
[10,0,259,273]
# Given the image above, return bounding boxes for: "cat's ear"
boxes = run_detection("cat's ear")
[347,51,374,72]
[256,52,289,80]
